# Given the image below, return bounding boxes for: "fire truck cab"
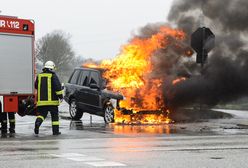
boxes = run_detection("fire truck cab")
[0,15,35,115]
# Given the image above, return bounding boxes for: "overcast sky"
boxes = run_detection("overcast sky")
[1,0,173,60]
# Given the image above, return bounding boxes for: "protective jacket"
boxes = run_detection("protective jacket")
[35,68,63,106]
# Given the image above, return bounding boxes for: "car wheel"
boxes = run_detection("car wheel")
[104,104,115,124]
[69,99,83,120]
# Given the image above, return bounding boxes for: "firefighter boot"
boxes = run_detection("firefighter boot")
[9,122,15,137]
[52,125,61,135]
[1,120,7,138]
[34,117,43,135]
[9,114,16,137]
[34,123,39,135]
[1,132,7,138]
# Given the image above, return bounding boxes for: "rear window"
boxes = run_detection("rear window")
[78,70,90,86]
[69,70,80,84]
[89,71,100,86]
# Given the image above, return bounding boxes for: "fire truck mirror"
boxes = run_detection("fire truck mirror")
[23,24,29,31]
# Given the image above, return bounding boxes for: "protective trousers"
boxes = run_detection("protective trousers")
[35,106,60,134]
[1,112,15,134]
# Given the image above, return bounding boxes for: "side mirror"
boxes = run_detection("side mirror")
[90,83,100,90]
[61,83,65,90]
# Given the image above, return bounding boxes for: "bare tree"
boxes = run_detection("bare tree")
[71,56,85,68]
[36,30,75,82]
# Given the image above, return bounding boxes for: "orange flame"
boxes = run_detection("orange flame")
[172,77,186,85]
[83,63,99,69]
[84,26,186,124]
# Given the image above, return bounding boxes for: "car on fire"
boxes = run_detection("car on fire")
[64,67,124,123]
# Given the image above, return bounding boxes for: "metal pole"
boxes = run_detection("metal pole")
[200,0,205,27]
[200,1,205,110]
[201,27,205,68]
[90,115,92,127]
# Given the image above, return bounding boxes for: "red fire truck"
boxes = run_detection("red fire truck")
[0,15,35,115]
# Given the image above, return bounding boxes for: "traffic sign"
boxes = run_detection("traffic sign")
[191,27,215,64]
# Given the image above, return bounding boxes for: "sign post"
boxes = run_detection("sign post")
[191,27,215,67]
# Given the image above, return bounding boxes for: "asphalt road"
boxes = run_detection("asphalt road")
[1,103,248,168]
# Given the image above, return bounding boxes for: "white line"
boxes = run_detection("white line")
[85,161,126,167]
[51,153,127,167]
[50,153,86,158]
[67,156,105,162]
[16,122,34,125]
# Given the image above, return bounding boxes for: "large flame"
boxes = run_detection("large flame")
[84,26,187,124]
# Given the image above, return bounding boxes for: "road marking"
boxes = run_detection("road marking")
[16,121,34,125]
[50,153,86,158]
[85,161,126,167]
[67,156,105,162]
[51,153,126,167]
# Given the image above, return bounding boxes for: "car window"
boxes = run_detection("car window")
[69,70,80,84]
[79,70,90,86]
[89,71,100,86]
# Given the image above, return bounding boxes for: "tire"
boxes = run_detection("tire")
[104,104,115,124]
[69,99,83,120]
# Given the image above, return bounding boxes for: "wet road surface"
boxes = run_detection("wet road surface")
[1,103,248,167]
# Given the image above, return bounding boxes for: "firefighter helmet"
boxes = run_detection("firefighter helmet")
[44,61,55,70]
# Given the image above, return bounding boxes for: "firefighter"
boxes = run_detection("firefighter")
[0,101,15,137]
[34,61,63,136]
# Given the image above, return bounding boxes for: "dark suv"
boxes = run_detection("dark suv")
[64,67,123,123]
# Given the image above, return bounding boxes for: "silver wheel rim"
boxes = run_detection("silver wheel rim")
[105,106,114,123]
[70,101,77,117]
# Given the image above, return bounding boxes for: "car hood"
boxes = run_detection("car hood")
[102,89,124,100]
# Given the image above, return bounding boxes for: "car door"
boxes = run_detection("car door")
[87,71,101,108]
[65,69,81,102]
[77,70,91,109]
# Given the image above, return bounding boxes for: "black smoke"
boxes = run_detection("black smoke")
[164,0,248,108]
[84,0,248,110]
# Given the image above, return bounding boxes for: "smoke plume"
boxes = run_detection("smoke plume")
[84,0,248,110]
[163,0,248,108]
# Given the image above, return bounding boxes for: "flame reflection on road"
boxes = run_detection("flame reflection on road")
[109,124,174,135]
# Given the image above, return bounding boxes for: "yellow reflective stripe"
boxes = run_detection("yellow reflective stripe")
[37,115,45,121]
[2,120,7,123]
[38,75,42,102]
[9,119,15,123]
[56,90,63,95]
[37,101,60,106]
[52,121,59,126]
[37,73,53,104]
[39,73,52,78]
[48,75,52,101]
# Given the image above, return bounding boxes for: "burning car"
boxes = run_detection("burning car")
[64,67,123,123]
[65,25,195,125]
[81,26,191,124]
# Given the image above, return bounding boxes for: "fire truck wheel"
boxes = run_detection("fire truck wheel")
[69,99,83,120]
[104,104,115,124]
